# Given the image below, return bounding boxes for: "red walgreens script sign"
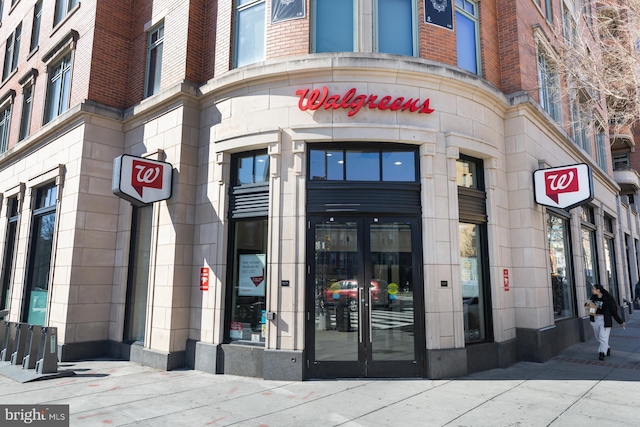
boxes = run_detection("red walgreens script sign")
[112,155,173,206]
[533,164,593,209]
[295,86,435,117]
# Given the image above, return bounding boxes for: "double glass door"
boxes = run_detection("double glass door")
[307,216,424,378]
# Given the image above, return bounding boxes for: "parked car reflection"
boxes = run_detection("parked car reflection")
[324,279,390,312]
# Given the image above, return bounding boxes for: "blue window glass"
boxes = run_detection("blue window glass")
[310,150,344,180]
[456,0,479,74]
[382,151,415,181]
[235,0,265,67]
[377,0,413,56]
[237,152,269,185]
[346,151,381,181]
[314,0,354,52]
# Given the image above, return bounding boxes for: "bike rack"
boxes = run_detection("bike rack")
[22,324,40,370]
[0,321,14,362]
[35,326,58,374]
[10,322,28,365]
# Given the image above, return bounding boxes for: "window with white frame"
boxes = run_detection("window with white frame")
[537,49,561,121]
[595,124,608,171]
[30,1,42,53]
[19,82,33,141]
[145,23,164,98]
[544,0,552,23]
[44,52,72,124]
[312,0,355,53]
[54,0,78,26]
[3,23,22,81]
[0,102,11,153]
[455,0,481,75]
[612,152,630,170]
[234,0,265,68]
[571,96,591,154]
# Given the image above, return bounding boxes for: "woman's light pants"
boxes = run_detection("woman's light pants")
[590,316,610,354]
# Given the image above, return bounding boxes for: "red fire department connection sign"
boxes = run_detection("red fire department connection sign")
[533,164,593,210]
[112,154,173,206]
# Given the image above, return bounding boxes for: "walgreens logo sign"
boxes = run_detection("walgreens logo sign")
[112,155,173,206]
[533,164,593,209]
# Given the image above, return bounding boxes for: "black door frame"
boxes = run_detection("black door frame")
[305,214,425,379]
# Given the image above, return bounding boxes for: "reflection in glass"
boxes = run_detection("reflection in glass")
[582,227,598,298]
[382,152,415,181]
[237,152,270,185]
[229,219,268,344]
[314,221,359,361]
[124,205,153,342]
[456,159,478,188]
[346,151,380,181]
[309,150,344,180]
[377,0,413,56]
[604,237,619,303]
[24,184,58,326]
[459,223,486,342]
[547,213,574,319]
[314,0,354,53]
[369,222,415,361]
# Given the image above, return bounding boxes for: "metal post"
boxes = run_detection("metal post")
[22,324,40,370]
[10,322,28,365]
[35,326,58,374]
[0,321,14,362]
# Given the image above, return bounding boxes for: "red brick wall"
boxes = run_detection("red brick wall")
[89,0,133,109]
[265,0,310,59]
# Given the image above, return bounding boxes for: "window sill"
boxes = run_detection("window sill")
[27,46,39,61]
[0,68,19,91]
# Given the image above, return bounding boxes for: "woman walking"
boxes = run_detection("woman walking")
[587,284,625,360]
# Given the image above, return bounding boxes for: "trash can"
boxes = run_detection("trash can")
[335,300,351,332]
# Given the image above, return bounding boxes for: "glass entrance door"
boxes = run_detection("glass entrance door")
[307,216,424,378]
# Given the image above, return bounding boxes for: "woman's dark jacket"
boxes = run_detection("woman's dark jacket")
[589,293,624,327]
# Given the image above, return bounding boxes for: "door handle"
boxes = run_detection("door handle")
[369,287,373,343]
[358,287,363,343]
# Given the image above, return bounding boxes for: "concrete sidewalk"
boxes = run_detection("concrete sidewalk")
[1,313,640,427]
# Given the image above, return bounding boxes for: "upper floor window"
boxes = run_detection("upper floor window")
[537,50,561,121]
[544,0,552,23]
[571,95,591,154]
[234,0,265,68]
[54,0,78,26]
[455,0,481,75]
[612,152,630,170]
[376,0,415,56]
[44,52,72,124]
[595,124,608,171]
[0,103,11,153]
[562,5,576,44]
[19,82,33,141]
[309,148,417,182]
[145,23,164,98]
[312,0,354,53]
[3,23,22,81]
[30,1,42,53]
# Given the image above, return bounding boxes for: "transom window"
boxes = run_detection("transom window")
[309,148,417,182]
[236,151,269,185]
